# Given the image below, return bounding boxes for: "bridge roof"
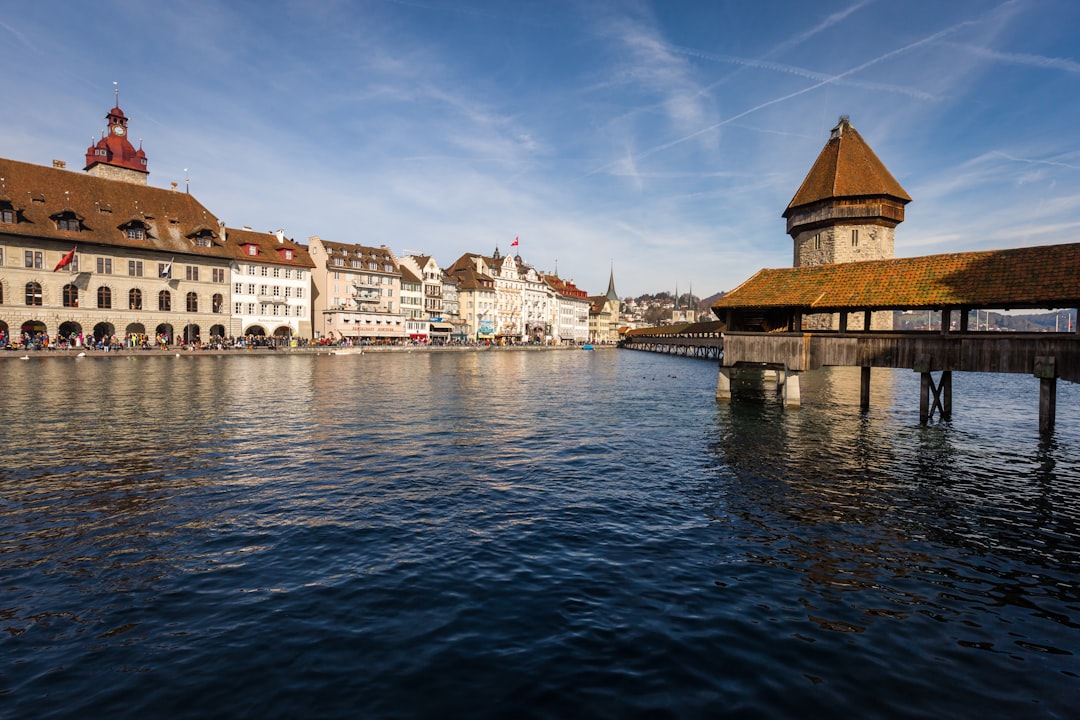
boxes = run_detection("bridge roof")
[713,241,1080,313]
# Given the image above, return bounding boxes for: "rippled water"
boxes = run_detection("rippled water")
[1,350,1078,719]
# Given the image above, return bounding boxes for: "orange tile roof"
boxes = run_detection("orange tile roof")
[785,118,910,213]
[713,242,1080,312]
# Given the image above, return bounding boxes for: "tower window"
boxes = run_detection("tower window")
[851,229,859,247]
[814,233,822,250]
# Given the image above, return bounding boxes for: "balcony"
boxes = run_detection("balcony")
[257,295,286,305]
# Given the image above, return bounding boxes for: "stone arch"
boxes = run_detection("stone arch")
[272,326,292,338]
[21,319,47,335]
[183,323,201,344]
[245,325,267,336]
[58,321,83,340]
[155,323,175,345]
[92,322,115,341]
[126,322,146,335]
[209,324,227,339]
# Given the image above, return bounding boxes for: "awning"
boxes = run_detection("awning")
[430,322,454,332]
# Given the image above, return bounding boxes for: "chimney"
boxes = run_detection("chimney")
[275,229,285,243]
[171,181,178,191]
[52,160,66,169]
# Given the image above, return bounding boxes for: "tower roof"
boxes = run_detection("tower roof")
[784,117,910,216]
[605,268,619,302]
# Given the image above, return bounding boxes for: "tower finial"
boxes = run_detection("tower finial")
[113,81,119,105]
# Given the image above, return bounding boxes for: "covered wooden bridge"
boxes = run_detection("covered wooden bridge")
[620,320,724,359]
[711,241,1080,433]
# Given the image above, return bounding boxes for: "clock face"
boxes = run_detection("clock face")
[113,124,126,136]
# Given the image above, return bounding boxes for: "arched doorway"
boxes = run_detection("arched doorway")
[184,324,201,344]
[0,320,9,346]
[273,326,291,338]
[209,324,227,340]
[245,325,267,336]
[155,323,175,346]
[126,322,146,335]
[58,321,83,344]
[93,322,115,342]
[21,320,46,345]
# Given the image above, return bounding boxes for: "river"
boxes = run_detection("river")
[1,350,1078,718]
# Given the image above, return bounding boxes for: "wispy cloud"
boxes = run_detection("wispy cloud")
[938,42,1080,74]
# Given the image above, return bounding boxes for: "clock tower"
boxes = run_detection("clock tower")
[84,100,149,185]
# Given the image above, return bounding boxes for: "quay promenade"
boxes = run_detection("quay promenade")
[0,343,615,360]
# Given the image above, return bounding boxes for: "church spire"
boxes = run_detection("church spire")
[606,265,618,302]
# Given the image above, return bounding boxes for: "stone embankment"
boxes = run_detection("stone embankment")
[1,344,616,360]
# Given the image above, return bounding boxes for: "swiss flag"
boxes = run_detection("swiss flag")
[53,247,76,272]
[510,236,519,247]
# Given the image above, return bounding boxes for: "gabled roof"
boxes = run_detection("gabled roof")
[712,242,1080,313]
[0,157,229,258]
[226,227,315,269]
[785,117,911,215]
[316,239,398,270]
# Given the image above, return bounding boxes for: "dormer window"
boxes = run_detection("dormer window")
[245,244,258,256]
[119,218,150,240]
[53,211,82,232]
[0,202,15,224]
[186,228,215,248]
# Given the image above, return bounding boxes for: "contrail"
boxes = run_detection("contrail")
[588,12,985,175]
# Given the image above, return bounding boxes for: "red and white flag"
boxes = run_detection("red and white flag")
[510,236,519,247]
[53,247,76,272]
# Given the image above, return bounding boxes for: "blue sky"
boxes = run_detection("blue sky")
[2,0,1079,298]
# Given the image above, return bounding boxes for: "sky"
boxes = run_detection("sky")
[2,0,1079,299]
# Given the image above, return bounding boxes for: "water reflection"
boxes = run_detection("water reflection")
[1,353,1078,718]
[711,365,1080,667]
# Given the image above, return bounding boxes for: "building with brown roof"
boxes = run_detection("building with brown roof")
[307,236,405,342]
[0,99,315,347]
[447,247,556,342]
[543,274,590,344]
[226,227,315,340]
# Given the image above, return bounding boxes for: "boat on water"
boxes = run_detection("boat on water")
[582,344,594,350]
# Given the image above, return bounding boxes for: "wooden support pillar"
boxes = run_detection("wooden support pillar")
[919,373,931,424]
[794,312,803,331]
[1035,356,1057,434]
[839,312,848,334]
[1040,377,1057,434]
[941,308,951,335]
[940,370,952,421]
[918,371,951,424]
[716,366,733,401]
[860,366,871,411]
[959,308,969,333]
[863,310,872,331]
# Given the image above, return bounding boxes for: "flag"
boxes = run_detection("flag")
[53,247,76,272]
[511,236,519,247]
[160,259,173,278]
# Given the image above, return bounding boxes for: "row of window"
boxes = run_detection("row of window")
[244,265,304,279]
[13,250,228,282]
[233,303,304,317]
[232,284,305,298]
[17,282,224,313]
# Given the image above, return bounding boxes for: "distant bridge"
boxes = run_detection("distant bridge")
[619,321,723,360]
